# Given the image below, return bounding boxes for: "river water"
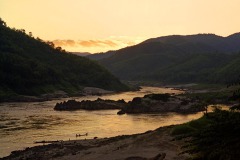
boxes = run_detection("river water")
[0,86,204,158]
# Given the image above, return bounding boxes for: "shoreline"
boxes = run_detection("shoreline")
[0,84,184,103]
[0,87,121,103]
[2,125,190,160]
[0,84,188,103]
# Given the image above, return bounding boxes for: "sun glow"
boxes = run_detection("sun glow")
[52,36,145,53]
[1,0,240,53]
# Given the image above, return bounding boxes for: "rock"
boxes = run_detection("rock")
[54,93,205,114]
[143,94,171,102]
[118,93,205,114]
[117,110,126,115]
[54,99,127,111]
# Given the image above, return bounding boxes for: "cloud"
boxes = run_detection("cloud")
[51,36,145,53]
[78,40,118,47]
[53,39,118,48]
[52,39,76,47]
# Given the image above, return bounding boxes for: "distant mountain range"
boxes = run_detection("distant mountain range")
[87,51,116,60]
[88,33,240,84]
[71,52,91,57]
[143,33,240,53]
[0,19,128,101]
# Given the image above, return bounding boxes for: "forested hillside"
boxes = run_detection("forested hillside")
[0,19,128,101]
[92,33,240,84]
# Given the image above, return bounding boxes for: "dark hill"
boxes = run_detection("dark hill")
[0,19,128,101]
[87,51,116,60]
[91,33,240,83]
[143,33,240,53]
[71,52,91,57]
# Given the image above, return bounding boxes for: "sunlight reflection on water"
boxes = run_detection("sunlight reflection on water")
[0,86,203,157]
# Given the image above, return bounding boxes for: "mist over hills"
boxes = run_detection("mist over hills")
[0,19,128,100]
[88,33,240,84]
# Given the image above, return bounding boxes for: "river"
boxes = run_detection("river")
[0,86,204,158]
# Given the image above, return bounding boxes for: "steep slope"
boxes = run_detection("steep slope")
[0,19,128,100]
[96,33,240,83]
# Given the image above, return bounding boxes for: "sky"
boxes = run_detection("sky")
[1,0,240,53]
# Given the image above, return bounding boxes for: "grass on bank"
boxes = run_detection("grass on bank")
[171,107,240,160]
[171,115,212,136]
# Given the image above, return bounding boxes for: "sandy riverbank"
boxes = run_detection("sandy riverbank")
[2,126,190,160]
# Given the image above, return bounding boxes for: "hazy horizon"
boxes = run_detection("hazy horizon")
[1,0,240,53]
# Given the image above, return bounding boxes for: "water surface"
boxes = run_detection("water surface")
[0,86,204,157]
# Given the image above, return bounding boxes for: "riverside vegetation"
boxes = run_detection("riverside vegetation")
[171,81,240,160]
[171,107,240,160]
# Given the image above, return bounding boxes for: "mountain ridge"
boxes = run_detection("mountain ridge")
[142,33,240,53]
[88,33,240,83]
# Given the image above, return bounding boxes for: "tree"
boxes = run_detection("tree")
[55,46,62,52]
[0,18,6,26]
[46,41,55,48]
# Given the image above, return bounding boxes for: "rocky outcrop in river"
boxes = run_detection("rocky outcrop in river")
[118,94,205,114]
[54,93,205,114]
[54,98,126,111]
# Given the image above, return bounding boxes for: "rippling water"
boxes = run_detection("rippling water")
[0,86,204,157]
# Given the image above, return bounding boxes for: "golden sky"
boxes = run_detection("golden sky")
[1,0,240,53]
